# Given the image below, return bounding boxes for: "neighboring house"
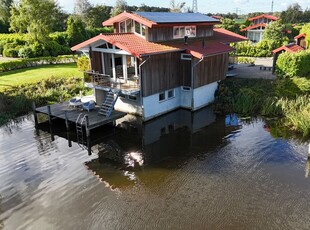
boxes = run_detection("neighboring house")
[241,14,279,43]
[272,33,307,73]
[72,11,246,121]
[295,33,307,49]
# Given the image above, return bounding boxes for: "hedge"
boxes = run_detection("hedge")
[276,50,310,78]
[0,55,78,72]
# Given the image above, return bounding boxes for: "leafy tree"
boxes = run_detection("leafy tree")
[10,0,58,42]
[280,3,303,23]
[217,18,240,34]
[137,4,169,12]
[66,15,88,47]
[74,0,91,19]
[51,6,69,32]
[262,20,285,48]
[110,0,128,17]
[170,0,186,13]
[300,23,310,49]
[0,0,13,32]
[85,5,111,28]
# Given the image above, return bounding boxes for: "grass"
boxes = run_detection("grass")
[0,63,83,91]
[214,77,310,137]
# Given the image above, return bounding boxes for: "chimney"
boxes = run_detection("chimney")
[184,36,188,45]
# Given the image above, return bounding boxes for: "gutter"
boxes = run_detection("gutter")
[191,56,204,109]
[138,56,151,120]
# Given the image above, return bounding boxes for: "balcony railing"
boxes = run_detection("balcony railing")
[84,71,140,93]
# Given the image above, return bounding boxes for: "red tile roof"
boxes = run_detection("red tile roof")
[240,23,266,32]
[103,11,155,28]
[272,43,304,54]
[248,14,279,21]
[71,33,182,57]
[163,28,247,58]
[294,33,306,39]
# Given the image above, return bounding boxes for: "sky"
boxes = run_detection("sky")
[58,0,310,14]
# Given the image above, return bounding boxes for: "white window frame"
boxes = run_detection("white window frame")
[167,89,175,99]
[134,21,146,38]
[159,92,166,102]
[173,26,196,39]
[181,53,192,61]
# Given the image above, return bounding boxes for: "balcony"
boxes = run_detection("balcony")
[84,71,140,95]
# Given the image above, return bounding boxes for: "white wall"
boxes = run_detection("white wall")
[143,87,181,121]
[193,82,218,110]
[180,87,192,108]
[115,95,142,116]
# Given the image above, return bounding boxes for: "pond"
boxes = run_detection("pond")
[0,108,309,230]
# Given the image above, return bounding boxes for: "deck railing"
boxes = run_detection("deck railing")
[84,71,139,92]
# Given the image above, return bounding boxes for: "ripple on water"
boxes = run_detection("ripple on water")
[0,116,310,230]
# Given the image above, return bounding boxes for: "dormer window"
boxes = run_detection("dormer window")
[134,21,146,37]
[173,26,196,39]
[119,19,133,33]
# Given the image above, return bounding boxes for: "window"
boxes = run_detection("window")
[119,19,133,33]
[181,53,192,60]
[126,19,133,32]
[128,95,137,101]
[168,89,175,99]
[182,86,191,91]
[159,92,165,102]
[173,26,196,39]
[135,21,141,34]
[119,21,126,33]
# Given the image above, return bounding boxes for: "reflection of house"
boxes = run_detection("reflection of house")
[72,12,246,121]
[272,33,307,73]
[241,14,279,42]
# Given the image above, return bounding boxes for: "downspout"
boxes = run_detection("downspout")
[138,56,151,120]
[191,56,204,110]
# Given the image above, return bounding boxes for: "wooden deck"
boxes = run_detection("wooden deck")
[35,101,127,130]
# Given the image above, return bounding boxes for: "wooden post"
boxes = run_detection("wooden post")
[65,111,70,131]
[67,131,72,148]
[47,105,52,125]
[85,115,90,137]
[32,101,38,127]
[87,137,91,156]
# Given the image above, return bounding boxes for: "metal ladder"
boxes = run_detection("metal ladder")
[98,90,120,117]
[76,113,87,149]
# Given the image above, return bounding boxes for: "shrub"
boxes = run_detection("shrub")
[77,55,90,72]
[3,47,20,57]
[276,50,310,78]
[18,46,34,58]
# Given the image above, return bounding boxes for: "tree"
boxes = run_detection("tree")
[51,6,69,32]
[170,0,186,13]
[280,3,303,23]
[262,20,285,48]
[66,15,88,47]
[10,0,58,42]
[0,0,13,32]
[217,18,240,34]
[110,0,128,17]
[74,0,91,19]
[85,5,111,28]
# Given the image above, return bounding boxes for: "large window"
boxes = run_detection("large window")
[173,26,196,39]
[119,19,133,33]
[134,21,146,37]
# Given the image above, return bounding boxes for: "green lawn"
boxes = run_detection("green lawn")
[0,63,83,91]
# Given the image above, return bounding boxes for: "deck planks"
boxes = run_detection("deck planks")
[35,101,126,129]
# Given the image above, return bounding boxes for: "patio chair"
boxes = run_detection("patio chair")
[82,100,96,112]
[69,98,81,106]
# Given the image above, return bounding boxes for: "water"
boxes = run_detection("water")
[0,109,309,230]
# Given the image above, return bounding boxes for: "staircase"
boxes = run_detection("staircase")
[98,90,120,117]
[76,113,87,149]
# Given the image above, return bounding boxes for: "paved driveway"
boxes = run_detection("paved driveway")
[228,57,276,80]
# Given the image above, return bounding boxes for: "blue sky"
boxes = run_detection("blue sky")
[59,0,310,14]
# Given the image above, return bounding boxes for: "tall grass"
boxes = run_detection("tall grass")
[215,78,310,137]
[0,76,87,126]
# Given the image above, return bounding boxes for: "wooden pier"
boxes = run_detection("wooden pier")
[34,101,126,131]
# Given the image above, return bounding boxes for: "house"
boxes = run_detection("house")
[241,14,279,43]
[71,11,246,121]
[295,33,307,49]
[272,33,307,73]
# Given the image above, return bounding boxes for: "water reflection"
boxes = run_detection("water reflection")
[36,107,245,190]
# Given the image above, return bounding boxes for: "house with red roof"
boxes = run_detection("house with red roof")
[72,11,246,121]
[271,33,307,73]
[241,14,279,43]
